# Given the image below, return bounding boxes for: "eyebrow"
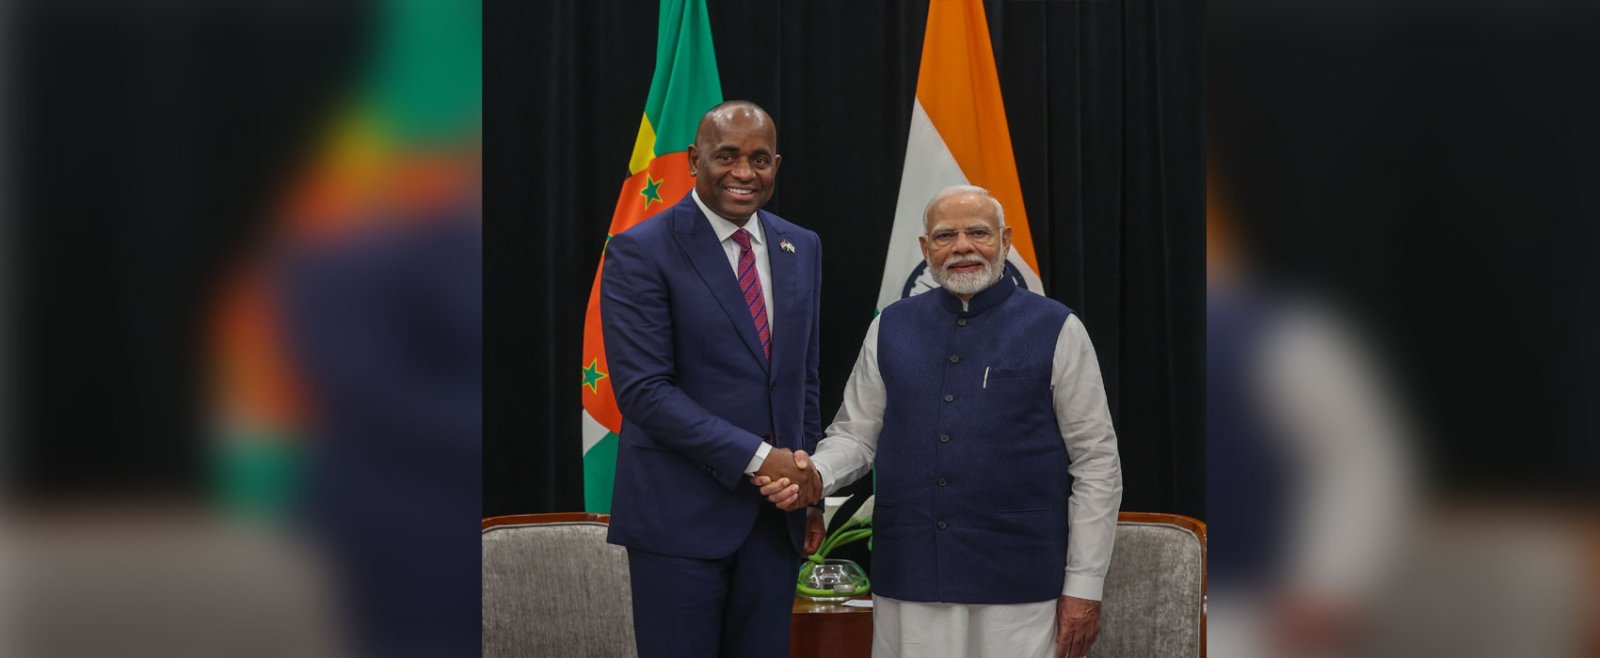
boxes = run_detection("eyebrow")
[929,222,996,232]
[714,145,771,155]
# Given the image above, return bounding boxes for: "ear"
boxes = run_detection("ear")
[1001,226,1013,250]
[686,144,699,176]
[918,234,931,261]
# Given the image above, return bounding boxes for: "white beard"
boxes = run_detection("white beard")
[931,251,1004,297]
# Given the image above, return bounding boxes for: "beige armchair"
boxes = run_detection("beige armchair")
[482,513,636,658]
[1095,512,1208,658]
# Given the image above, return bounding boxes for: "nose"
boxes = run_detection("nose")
[731,157,755,179]
[951,231,976,252]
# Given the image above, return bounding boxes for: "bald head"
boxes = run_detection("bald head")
[687,100,782,223]
[695,101,777,150]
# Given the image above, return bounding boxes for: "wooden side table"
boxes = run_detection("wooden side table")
[790,596,873,658]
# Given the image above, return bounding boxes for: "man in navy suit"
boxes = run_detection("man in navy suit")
[600,101,825,658]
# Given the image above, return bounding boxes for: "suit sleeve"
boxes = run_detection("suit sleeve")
[804,232,823,451]
[600,230,765,490]
[804,234,824,508]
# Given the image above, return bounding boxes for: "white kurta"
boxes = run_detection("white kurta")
[810,311,1124,657]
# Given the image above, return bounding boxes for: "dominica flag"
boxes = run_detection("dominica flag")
[876,0,1044,311]
[581,0,723,513]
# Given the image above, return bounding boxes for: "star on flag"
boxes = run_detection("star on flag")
[639,174,664,208]
[581,358,608,394]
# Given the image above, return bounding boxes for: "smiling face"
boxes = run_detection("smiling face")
[919,192,1012,298]
[687,106,781,223]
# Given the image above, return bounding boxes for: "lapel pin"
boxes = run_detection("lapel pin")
[779,240,796,253]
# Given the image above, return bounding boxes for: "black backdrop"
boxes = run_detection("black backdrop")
[485,0,1205,520]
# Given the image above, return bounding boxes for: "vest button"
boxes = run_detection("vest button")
[937,521,948,530]
[937,477,948,487]
[939,434,951,443]
[957,318,968,327]
[948,355,960,364]
[943,394,954,402]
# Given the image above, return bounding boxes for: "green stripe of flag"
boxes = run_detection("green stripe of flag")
[642,0,722,156]
[583,432,621,513]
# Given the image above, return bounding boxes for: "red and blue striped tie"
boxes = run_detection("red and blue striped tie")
[730,228,770,360]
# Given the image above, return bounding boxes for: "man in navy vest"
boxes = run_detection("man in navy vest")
[602,101,827,658]
[759,185,1123,658]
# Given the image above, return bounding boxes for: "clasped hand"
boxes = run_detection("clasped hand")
[750,448,822,511]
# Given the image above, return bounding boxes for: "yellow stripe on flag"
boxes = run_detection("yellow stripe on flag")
[629,114,658,175]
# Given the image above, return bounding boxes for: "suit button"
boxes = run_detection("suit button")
[770,381,777,390]
[937,521,948,530]
[957,318,968,327]
[949,355,960,364]
[943,394,954,402]
[939,434,951,443]
[937,478,948,487]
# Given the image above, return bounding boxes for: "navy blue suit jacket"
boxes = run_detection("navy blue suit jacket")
[600,194,822,558]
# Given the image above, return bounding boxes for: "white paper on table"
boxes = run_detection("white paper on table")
[843,599,873,608]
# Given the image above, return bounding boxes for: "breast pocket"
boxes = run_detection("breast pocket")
[981,366,1049,405]
[985,365,1048,387]
[986,366,1047,381]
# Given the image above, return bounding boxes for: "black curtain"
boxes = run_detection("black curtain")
[485,0,1205,520]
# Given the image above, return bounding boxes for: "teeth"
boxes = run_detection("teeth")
[727,188,754,194]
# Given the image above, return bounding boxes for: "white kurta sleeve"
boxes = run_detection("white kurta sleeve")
[809,316,886,497]
[1052,314,1124,600]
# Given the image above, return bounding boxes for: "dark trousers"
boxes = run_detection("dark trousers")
[627,504,799,658]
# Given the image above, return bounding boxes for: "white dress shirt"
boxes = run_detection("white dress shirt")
[687,190,779,475]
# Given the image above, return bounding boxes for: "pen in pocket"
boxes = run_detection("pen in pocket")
[983,366,990,389]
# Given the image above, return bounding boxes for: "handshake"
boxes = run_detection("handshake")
[750,448,824,511]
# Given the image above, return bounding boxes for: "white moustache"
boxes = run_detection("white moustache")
[943,256,986,271]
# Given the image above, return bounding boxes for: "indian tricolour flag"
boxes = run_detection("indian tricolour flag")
[877,0,1044,311]
[580,0,723,513]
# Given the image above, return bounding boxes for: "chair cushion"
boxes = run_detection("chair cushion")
[482,522,636,658]
[1094,521,1205,657]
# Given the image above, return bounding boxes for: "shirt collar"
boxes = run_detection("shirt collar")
[692,189,763,246]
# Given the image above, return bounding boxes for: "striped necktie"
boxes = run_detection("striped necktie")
[729,228,771,360]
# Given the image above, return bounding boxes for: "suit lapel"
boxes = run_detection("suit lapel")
[763,214,798,382]
[673,200,770,373]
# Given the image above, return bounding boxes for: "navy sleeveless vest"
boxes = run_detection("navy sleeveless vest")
[873,276,1073,604]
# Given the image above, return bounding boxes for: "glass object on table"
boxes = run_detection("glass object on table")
[797,559,870,602]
